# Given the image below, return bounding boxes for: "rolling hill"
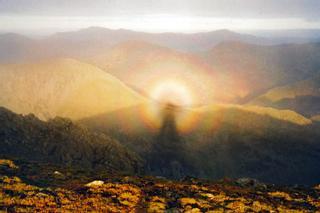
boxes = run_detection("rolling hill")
[186,105,320,184]
[79,103,320,185]
[0,58,145,120]
[249,75,320,117]
[1,29,320,106]
[312,115,320,122]
[85,40,245,104]
[201,41,320,102]
[87,40,320,104]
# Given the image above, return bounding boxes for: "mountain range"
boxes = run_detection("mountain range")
[0,27,320,185]
[1,27,320,105]
[2,27,319,63]
[0,28,272,64]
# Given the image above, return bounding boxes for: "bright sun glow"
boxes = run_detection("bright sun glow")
[139,79,202,133]
[149,80,193,107]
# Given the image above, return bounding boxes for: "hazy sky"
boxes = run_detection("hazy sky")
[1,0,320,34]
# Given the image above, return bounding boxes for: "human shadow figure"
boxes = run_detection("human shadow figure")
[148,103,194,179]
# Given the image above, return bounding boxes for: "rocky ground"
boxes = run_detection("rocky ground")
[0,158,320,212]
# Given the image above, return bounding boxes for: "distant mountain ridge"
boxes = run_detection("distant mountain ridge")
[201,41,320,102]
[86,39,320,104]
[0,27,277,63]
[1,28,320,105]
[52,27,270,52]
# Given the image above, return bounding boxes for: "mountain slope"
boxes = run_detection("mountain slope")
[89,40,320,104]
[2,30,320,106]
[249,75,320,117]
[197,104,312,126]
[0,33,37,63]
[79,103,320,185]
[0,107,142,172]
[312,115,320,122]
[0,58,145,120]
[201,42,320,101]
[85,40,243,104]
[182,105,319,185]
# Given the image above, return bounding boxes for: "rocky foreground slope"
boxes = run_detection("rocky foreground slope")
[0,159,320,212]
[0,107,142,173]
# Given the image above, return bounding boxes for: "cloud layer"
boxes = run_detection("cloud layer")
[0,0,319,34]
[0,0,319,20]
